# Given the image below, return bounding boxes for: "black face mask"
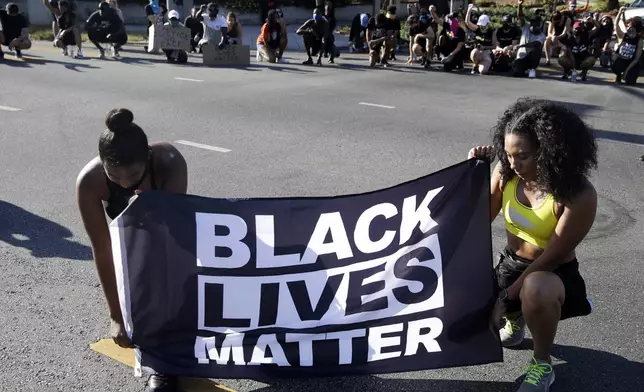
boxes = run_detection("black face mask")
[502,22,509,29]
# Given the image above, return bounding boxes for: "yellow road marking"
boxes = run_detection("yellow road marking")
[89,339,238,392]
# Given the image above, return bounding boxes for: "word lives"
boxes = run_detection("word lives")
[193,187,447,366]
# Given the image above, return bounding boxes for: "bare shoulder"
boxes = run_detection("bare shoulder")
[150,141,187,170]
[564,179,597,210]
[491,161,506,192]
[76,156,105,193]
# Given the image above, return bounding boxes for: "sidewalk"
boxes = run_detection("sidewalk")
[126,24,351,51]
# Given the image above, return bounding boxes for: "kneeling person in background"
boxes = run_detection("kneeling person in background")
[406,15,433,68]
[163,10,188,64]
[256,9,281,63]
[558,19,599,81]
[367,13,393,67]
[0,3,31,59]
[86,1,128,58]
[611,11,643,85]
[44,0,83,57]
[492,15,520,73]
[184,5,205,53]
[512,0,545,78]
[296,9,330,66]
[437,13,466,72]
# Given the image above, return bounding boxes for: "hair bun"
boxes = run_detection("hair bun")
[105,108,134,133]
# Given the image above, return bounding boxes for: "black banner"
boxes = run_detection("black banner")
[109,158,502,380]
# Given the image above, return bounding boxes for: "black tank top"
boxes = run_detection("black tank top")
[616,35,641,60]
[104,154,158,220]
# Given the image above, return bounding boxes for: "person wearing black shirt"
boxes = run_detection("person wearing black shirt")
[86,2,128,58]
[436,12,466,72]
[296,8,330,65]
[405,14,433,68]
[385,5,401,61]
[276,7,288,63]
[0,3,31,59]
[558,19,598,81]
[184,5,205,53]
[465,5,497,75]
[611,9,643,85]
[43,0,83,57]
[492,14,520,72]
[322,1,338,60]
[348,12,369,52]
[366,12,394,67]
[594,14,614,67]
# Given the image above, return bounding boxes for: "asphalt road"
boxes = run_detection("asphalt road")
[1,42,644,392]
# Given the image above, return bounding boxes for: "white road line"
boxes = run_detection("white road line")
[176,140,231,153]
[0,105,21,112]
[174,77,204,82]
[359,102,396,109]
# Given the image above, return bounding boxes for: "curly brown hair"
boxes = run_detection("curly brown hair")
[492,98,598,202]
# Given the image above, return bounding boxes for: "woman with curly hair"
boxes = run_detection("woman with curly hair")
[469,98,598,392]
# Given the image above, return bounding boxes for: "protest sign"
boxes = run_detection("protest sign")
[202,44,251,66]
[110,159,502,380]
[148,24,191,52]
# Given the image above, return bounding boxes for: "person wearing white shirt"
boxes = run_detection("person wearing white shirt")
[200,2,228,49]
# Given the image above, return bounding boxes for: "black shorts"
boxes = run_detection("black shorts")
[1,34,17,46]
[303,34,322,56]
[494,248,592,321]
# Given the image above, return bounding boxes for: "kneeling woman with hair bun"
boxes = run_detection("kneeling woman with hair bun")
[76,108,187,391]
[469,98,598,392]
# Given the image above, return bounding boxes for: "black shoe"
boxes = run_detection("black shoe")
[640,154,644,161]
[0,51,4,60]
[148,374,180,392]
[302,58,313,65]
[580,70,588,81]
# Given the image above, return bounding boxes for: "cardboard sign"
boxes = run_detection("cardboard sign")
[202,43,251,66]
[148,24,192,52]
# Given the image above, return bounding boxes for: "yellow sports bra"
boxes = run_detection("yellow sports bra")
[502,176,558,249]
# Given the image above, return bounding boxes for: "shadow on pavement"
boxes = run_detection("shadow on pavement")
[251,377,516,392]
[1,55,100,71]
[0,200,92,260]
[547,100,644,145]
[551,343,644,392]
[593,129,644,146]
[507,339,644,392]
[249,343,644,392]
